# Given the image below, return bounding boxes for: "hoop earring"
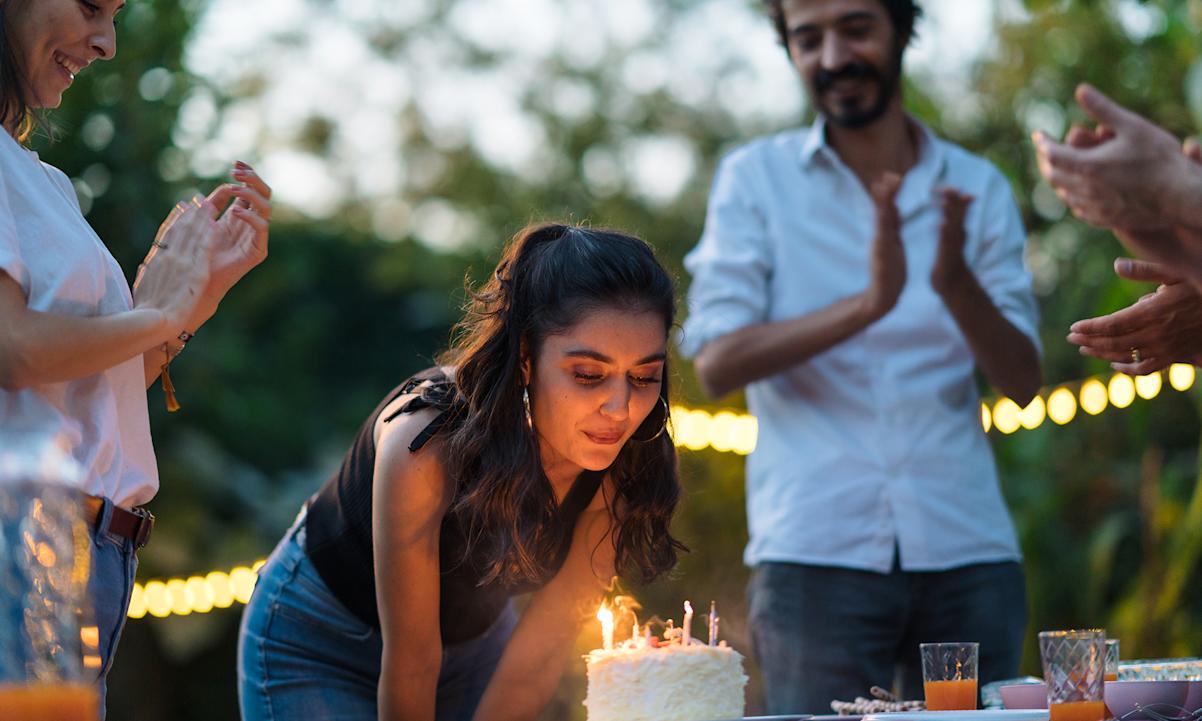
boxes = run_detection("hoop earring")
[631,396,669,442]
[522,386,533,429]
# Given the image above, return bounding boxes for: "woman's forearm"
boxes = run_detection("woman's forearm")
[379,651,441,721]
[471,629,575,721]
[0,299,173,390]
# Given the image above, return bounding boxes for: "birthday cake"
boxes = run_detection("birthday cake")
[583,618,748,721]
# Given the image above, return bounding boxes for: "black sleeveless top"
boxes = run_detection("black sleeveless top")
[305,368,605,644]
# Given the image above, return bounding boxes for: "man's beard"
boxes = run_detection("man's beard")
[811,52,903,129]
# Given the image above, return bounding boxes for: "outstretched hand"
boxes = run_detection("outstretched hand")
[1033,84,1202,238]
[1067,258,1202,375]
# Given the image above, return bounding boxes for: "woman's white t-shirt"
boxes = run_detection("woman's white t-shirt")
[0,131,158,508]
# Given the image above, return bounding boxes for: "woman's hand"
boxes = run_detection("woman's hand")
[204,162,272,303]
[1033,84,1202,235]
[131,200,217,332]
[1067,258,1202,374]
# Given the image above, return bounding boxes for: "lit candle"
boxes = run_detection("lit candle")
[682,601,694,646]
[597,604,614,651]
[708,601,719,646]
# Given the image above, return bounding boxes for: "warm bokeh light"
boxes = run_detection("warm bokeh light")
[1169,363,1196,392]
[1018,395,1046,430]
[1080,379,1109,416]
[127,583,147,619]
[80,625,100,649]
[127,561,266,619]
[208,570,235,609]
[1108,373,1136,409]
[668,406,756,454]
[186,576,215,614]
[981,402,992,433]
[708,411,741,453]
[993,398,1022,435]
[230,566,258,605]
[143,581,172,619]
[1134,372,1162,400]
[1047,387,1077,425]
[167,579,192,617]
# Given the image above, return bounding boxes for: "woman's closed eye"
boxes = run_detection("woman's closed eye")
[572,370,661,387]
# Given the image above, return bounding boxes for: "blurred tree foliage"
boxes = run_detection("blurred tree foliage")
[959,0,1202,670]
[28,0,1202,718]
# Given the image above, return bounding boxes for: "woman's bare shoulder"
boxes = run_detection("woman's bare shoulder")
[370,389,454,512]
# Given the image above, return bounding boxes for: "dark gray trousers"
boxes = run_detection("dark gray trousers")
[747,557,1027,715]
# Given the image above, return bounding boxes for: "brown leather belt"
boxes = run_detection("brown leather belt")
[83,495,154,550]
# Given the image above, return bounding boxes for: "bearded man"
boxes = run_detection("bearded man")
[679,0,1043,713]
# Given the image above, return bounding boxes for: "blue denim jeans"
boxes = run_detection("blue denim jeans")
[238,510,518,721]
[90,497,141,721]
[747,558,1027,715]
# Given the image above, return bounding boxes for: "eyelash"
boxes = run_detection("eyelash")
[573,373,661,388]
[80,1,119,26]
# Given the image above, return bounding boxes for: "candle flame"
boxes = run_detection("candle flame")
[597,603,615,650]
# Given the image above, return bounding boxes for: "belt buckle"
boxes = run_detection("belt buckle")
[131,507,155,549]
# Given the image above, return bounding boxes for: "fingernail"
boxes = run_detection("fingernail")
[234,160,249,169]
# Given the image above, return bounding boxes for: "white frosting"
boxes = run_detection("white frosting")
[583,642,748,721]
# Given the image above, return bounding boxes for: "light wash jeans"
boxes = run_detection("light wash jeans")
[90,497,141,721]
[238,510,517,721]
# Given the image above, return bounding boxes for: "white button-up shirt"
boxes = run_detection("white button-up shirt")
[680,119,1039,573]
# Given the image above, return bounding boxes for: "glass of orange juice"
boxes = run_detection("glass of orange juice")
[0,684,98,721]
[1040,629,1106,721]
[921,642,979,710]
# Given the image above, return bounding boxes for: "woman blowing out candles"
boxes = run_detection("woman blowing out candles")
[0,0,271,716]
[237,223,686,721]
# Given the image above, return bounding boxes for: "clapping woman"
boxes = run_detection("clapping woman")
[0,0,272,714]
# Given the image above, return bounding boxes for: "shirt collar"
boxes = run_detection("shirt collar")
[797,115,948,217]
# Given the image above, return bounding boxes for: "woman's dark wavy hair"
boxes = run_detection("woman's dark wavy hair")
[763,0,923,57]
[0,0,45,142]
[436,222,685,587]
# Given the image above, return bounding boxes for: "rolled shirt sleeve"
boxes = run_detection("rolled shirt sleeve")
[679,154,774,359]
[970,167,1042,357]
